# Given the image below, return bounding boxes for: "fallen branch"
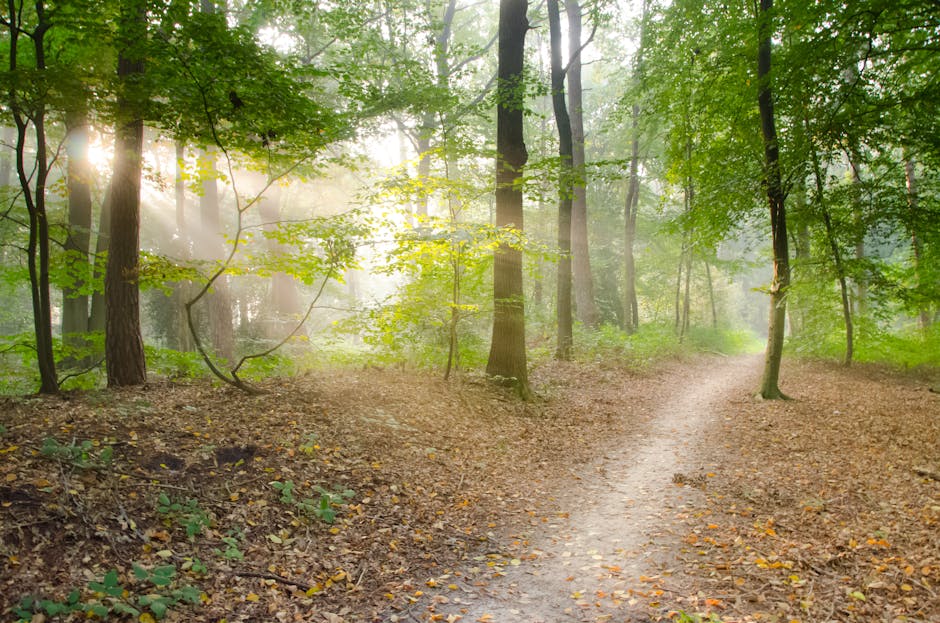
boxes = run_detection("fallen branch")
[233,571,313,592]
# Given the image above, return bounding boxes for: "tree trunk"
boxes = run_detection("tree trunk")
[259,184,302,339]
[105,0,148,387]
[7,1,57,393]
[172,140,193,351]
[807,137,853,367]
[198,148,235,362]
[548,0,573,360]
[89,187,111,334]
[756,0,790,400]
[486,0,531,399]
[62,110,93,363]
[623,103,640,334]
[565,0,598,328]
[903,155,930,331]
[705,259,717,329]
[0,127,14,187]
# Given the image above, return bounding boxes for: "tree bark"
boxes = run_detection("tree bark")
[172,140,193,351]
[756,0,790,399]
[198,148,235,362]
[105,0,148,387]
[6,0,58,393]
[623,103,640,333]
[565,0,598,328]
[62,110,93,362]
[486,0,531,399]
[549,0,573,360]
[903,155,930,331]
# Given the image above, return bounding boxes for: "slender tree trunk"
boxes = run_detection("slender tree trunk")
[565,0,598,328]
[705,259,717,329]
[89,187,111,334]
[756,0,790,399]
[7,1,57,393]
[548,0,573,360]
[259,184,302,338]
[848,156,867,318]
[62,110,93,362]
[172,140,193,351]
[623,104,640,333]
[903,155,930,331]
[807,136,853,366]
[486,0,531,399]
[198,148,235,362]
[0,127,14,187]
[105,0,148,387]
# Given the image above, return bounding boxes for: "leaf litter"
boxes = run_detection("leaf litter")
[0,356,936,622]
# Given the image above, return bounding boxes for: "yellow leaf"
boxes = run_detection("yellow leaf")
[245,593,260,602]
[901,583,913,591]
[140,613,156,623]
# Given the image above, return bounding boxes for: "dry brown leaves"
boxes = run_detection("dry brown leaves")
[0,357,936,623]
[666,360,940,622]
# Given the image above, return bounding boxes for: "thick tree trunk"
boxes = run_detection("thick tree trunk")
[105,0,148,387]
[549,0,573,360]
[62,111,93,362]
[486,0,531,399]
[756,0,790,399]
[565,0,598,328]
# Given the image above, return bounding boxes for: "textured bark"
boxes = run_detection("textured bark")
[549,0,573,360]
[486,0,531,398]
[105,0,147,387]
[756,0,790,400]
[62,111,93,358]
[7,1,57,393]
[565,0,598,328]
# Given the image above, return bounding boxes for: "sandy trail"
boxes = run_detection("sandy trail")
[402,355,762,622]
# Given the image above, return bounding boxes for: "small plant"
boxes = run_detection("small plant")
[40,437,114,469]
[270,480,354,524]
[156,493,212,538]
[299,433,319,455]
[213,529,245,561]
[13,564,201,622]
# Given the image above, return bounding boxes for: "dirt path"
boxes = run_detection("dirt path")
[400,355,762,622]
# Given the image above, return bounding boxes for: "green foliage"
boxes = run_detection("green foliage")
[40,437,114,469]
[213,530,245,561]
[270,479,354,524]
[156,493,212,539]
[13,564,201,622]
[568,323,760,369]
[145,345,207,380]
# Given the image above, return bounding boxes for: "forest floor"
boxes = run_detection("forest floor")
[1,354,938,623]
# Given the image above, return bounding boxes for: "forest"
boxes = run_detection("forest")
[1,0,938,622]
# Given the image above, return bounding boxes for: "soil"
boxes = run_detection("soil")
[1,355,938,623]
